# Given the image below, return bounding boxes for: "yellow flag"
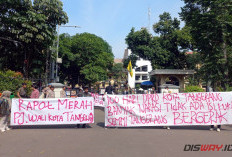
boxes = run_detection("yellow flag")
[127,60,133,77]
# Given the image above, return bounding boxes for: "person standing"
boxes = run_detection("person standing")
[0,91,11,132]
[46,86,55,98]
[151,87,156,94]
[42,83,52,98]
[83,86,91,97]
[60,86,67,98]
[210,125,221,132]
[105,82,114,94]
[17,83,28,98]
[77,86,91,128]
[30,85,40,99]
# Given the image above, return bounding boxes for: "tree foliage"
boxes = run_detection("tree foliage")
[180,0,232,89]
[125,12,191,70]
[0,0,68,78]
[0,70,32,96]
[59,33,114,86]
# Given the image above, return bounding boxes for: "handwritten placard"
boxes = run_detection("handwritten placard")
[105,93,232,127]
[11,98,94,125]
[91,93,105,107]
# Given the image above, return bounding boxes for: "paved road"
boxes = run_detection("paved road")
[0,108,232,157]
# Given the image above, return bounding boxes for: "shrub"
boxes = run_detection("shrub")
[184,85,204,93]
[0,70,32,97]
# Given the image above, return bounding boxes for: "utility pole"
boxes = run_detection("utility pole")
[148,8,151,33]
[54,25,81,83]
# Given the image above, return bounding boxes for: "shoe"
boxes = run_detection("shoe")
[209,128,213,131]
[167,127,170,130]
[217,128,220,132]
[5,127,11,131]
[0,128,5,133]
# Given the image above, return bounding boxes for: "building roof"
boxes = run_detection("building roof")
[50,83,65,88]
[150,69,195,75]
[114,58,123,64]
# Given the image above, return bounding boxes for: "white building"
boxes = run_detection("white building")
[123,48,153,88]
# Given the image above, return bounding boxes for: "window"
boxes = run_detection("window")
[142,65,148,72]
[142,75,148,80]
[135,67,140,72]
[135,75,140,81]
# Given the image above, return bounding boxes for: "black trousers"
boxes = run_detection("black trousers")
[211,125,221,129]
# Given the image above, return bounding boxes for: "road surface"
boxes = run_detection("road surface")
[0,108,232,157]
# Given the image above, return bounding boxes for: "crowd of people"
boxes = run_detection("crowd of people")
[0,83,222,132]
[0,83,93,132]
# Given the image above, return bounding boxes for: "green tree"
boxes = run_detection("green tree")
[110,63,126,82]
[125,12,191,70]
[0,0,68,78]
[59,33,114,86]
[180,0,232,90]
[153,12,187,69]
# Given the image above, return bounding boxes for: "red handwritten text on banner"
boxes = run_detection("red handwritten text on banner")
[105,93,232,127]
[11,98,94,125]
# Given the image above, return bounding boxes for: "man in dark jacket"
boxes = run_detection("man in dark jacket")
[105,82,113,94]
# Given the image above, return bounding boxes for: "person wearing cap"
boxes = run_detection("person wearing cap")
[30,85,40,99]
[60,86,67,98]
[46,86,55,98]
[17,83,28,98]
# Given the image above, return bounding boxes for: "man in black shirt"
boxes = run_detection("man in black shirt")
[105,83,113,94]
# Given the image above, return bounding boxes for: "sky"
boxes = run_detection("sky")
[60,0,185,59]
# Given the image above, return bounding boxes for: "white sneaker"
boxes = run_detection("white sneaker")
[5,126,11,131]
[167,127,170,130]
[217,128,221,132]
[0,128,5,133]
[209,128,213,131]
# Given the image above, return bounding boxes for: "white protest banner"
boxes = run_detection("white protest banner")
[91,93,105,107]
[105,92,232,127]
[11,97,94,126]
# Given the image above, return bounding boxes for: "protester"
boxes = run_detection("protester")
[42,83,52,98]
[60,86,67,98]
[0,91,11,132]
[151,87,156,94]
[77,86,91,128]
[132,89,135,94]
[17,83,28,98]
[77,88,83,97]
[105,82,114,94]
[30,85,40,99]
[163,86,171,93]
[83,86,91,97]
[210,125,221,132]
[123,88,129,95]
[46,86,55,98]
